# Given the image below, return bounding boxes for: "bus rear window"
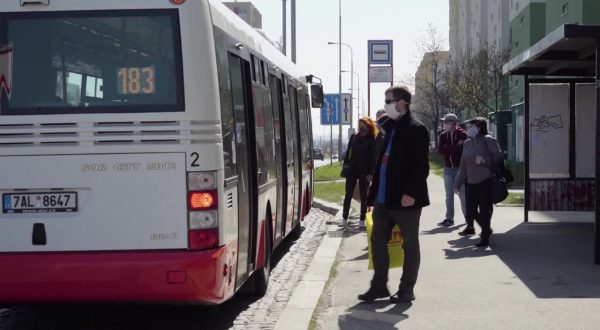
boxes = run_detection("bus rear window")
[0,9,184,115]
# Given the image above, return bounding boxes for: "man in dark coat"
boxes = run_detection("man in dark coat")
[358,86,430,304]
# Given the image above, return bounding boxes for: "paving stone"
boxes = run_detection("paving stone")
[229,209,331,329]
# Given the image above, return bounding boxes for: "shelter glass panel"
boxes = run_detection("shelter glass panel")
[575,84,596,178]
[529,84,569,178]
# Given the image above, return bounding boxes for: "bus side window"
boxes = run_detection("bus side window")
[252,55,262,84]
[297,90,311,163]
[260,60,267,86]
[214,29,236,178]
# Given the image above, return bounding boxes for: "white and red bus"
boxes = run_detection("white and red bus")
[0,0,322,304]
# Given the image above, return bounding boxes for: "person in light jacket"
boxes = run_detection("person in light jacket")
[454,117,503,247]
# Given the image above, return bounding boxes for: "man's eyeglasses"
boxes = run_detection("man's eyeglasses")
[385,99,401,104]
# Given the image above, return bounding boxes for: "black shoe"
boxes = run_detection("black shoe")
[389,290,415,303]
[475,230,492,247]
[437,219,454,227]
[458,226,475,236]
[358,287,390,302]
[475,239,489,247]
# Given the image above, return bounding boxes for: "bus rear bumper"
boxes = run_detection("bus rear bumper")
[0,247,234,304]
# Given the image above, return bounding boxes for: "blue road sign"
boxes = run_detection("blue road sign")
[340,93,352,125]
[368,40,393,65]
[321,94,341,125]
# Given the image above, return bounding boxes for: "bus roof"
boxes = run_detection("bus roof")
[208,0,305,84]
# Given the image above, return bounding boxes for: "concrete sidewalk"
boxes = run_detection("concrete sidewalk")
[312,174,600,329]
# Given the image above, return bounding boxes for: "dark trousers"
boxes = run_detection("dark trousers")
[371,204,422,292]
[342,175,368,220]
[465,178,493,236]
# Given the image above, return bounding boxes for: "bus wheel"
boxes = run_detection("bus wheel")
[289,222,302,240]
[253,214,272,296]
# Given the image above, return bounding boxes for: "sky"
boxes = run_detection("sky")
[221,0,450,139]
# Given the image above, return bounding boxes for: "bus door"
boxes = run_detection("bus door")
[287,85,302,231]
[228,54,257,282]
[281,84,296,235]
[269,74,285,243]
[297,90,312,218]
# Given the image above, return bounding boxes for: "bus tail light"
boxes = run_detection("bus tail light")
[188,191,218,210]
[189,211,218,230]
[189,229,218,250]
[187,171,219,250]
[188,172,216,190]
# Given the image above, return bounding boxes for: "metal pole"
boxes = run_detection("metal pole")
[368,68,371,117]
[524,75,530,224]
[330,115,333,165]
[282,0,287,55]
[337,0,342,160]
[356,72,360,119]
[291,0,296,63]
[595,40,600,264]
[350,49,354,130]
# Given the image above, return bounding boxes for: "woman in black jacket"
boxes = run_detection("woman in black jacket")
[340,117,378,229]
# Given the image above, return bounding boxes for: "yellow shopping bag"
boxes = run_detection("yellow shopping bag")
[366,211,404,270]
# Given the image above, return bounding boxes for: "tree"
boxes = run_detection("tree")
[412,24,451,149]
[446,44,511,118]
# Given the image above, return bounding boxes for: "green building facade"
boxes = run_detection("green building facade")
[509,0,600,108]
[508,2,546,107]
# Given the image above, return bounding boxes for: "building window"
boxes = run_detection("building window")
[562,3,569,16]
[520,15,525,25]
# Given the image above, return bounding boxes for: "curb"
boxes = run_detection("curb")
[274,211,343,330]
[312,198,340,216]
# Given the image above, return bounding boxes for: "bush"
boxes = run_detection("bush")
[429,151,444,177]
[314,162,343,181]
[314,182,345,203]
[507,161,524,188]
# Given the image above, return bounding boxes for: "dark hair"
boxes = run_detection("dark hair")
[468,117,488,136]
[385,86,412,110]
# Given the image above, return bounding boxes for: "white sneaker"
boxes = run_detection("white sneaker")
[338,219,348,228]
[359,220,366,229]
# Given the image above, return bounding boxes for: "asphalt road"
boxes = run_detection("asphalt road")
[314,157,340,168]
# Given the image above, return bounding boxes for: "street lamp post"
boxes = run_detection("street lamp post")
[342,70,359,122]
[328,41,354,132]
[282,0,287,55]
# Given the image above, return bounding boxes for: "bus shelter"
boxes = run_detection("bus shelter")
[503,24,600,264]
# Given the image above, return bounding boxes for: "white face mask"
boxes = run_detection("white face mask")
[384,103,406,120]
[467,127,479,138]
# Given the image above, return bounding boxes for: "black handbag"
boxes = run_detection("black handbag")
[490,173,509,204]
[340,134,356,178]
[483,138,510,204]
[340,165,353,178]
